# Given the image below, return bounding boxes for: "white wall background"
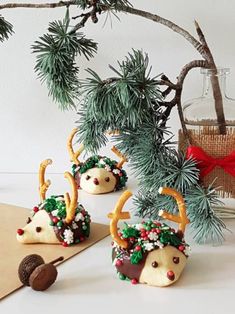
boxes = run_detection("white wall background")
[1,0,235,173]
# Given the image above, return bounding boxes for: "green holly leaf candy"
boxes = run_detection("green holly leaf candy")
[159,231,181,246]
[130,250,143,264]
[122,226,140,239]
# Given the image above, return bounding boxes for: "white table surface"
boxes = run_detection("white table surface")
[0,173,235,314]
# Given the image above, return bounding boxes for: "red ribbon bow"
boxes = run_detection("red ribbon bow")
[186,146,235,178]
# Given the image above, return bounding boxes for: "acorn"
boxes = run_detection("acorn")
[18,254,64,291]
[18,254,44,286]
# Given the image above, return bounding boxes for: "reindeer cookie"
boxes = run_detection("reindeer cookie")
[16,159,91,246]
[108,188,190,287]
[67,128,128,194]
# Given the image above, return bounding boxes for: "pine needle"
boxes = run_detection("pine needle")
[0,15,14,42]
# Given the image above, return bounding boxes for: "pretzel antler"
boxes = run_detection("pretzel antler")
[158,187,190,233]
[67,128,84,166]
[111,146,128,168]
[39,159,52,202]
[64,172,78,224]
[107,190,132,249]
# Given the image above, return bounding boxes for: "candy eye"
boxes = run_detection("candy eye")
[86,175,91,180]
[105,177,110,182]
[173,257,180,264]
[151,261,158,268]
[36,227,42,233]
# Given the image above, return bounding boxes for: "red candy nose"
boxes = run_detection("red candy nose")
[167,270,175,281]
[93,178,99,185]
[17,228,24,236]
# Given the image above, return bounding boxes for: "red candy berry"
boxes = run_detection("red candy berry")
[131,278,138,285]
[156,229,161,234]
[62,241,68,247]
[135,245,141,251]
[115,259,123,267]
[52,217,59,224]
[33,206,39,213]
[17,228,24,236]
[178,245,185,251]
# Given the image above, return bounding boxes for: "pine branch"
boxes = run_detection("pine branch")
[32,11,97,109]
[185,184,227,244]
[77,49,163,150]
[0,15,13,42]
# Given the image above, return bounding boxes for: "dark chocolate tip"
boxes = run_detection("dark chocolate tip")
[173,257,180,264]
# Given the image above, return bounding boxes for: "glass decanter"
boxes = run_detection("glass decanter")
[181,67,235,218]
[183,68,235,128]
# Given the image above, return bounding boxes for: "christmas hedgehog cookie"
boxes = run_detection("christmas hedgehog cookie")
[16,159,91,246]
[108,188,190,287]
[67,128,128,194]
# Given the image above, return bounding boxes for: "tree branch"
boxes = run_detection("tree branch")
[119,6,226,134]
[0,1,76,10]
[194,20,226,134]
[0,2,226,134]
[118,5,206,58]
[177,59,208,86]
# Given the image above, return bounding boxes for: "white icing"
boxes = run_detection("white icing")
[104,165,111,172]
[112,169,120,175]
[148,232,158,241]
[63,229,74,244]
[135,223,144,230]
[184,245,191,256]
[143,242,154,251]
[72,222,78,229]
[75,212,85,222]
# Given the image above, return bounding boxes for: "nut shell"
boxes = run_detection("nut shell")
[29,264,58,291]
[18,254,45,286]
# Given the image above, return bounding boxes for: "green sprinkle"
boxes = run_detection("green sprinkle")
[57,221,63,227]
[118,273,126,280]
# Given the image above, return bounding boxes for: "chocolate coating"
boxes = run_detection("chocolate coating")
[29,264,58,291]
[113,249,148,281]
[51,219,88,243]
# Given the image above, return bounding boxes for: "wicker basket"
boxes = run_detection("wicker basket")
[179,126,235,198]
